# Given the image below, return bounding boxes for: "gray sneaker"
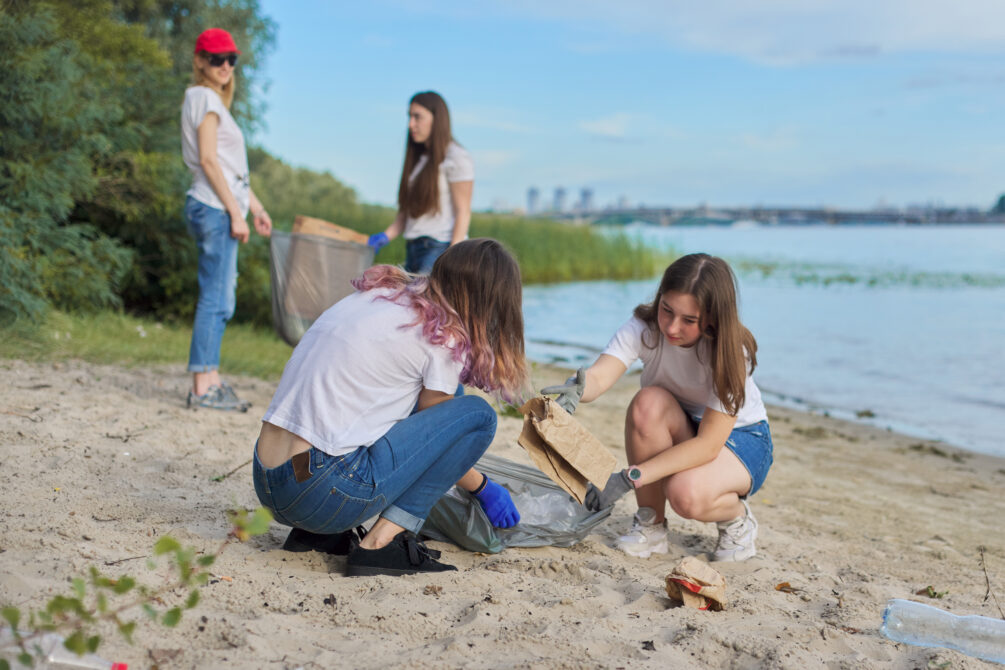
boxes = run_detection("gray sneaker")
[219,381,252,411]
[712,499,758,562]
[186,385,250,412]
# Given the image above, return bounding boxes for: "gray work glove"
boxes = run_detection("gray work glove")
[584,470,633,511]
[540,366,586,415]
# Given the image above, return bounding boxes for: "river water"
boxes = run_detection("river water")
[522,224,1005,458]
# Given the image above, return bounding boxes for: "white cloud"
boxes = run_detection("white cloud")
[454,108,532,134]
[361,33,393,48]
[426,0,1005,65]
[740,127,799,152]
[578,113,633,139]
[475,150,520,168]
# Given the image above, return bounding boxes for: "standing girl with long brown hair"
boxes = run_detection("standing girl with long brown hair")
[367,91,473,274]
[542,253,772,562]
[254,239,527,576]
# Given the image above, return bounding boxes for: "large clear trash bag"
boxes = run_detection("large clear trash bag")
[269,231,374,346]
[420,453,613,553]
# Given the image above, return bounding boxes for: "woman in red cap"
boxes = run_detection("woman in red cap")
[182,28,272,411]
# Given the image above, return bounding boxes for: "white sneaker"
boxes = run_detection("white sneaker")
[712,499,758,562]
[615,507,669,558]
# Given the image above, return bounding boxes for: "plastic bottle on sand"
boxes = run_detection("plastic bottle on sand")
[0,630,127,669]
[880,598,1005,664]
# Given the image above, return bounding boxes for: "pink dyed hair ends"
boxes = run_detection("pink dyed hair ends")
[351,264,473,375]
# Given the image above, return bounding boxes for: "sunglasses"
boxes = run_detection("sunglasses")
[207,53,238,67]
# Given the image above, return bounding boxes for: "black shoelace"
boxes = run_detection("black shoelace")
[403,533,441,566]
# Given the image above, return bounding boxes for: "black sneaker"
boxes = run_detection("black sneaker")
[345,531,457,577]
[282,526,366,556]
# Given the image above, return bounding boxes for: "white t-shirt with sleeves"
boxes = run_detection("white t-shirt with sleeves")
[181,86,251,216]
[262,288,465,457]
[602,317,768,427]
[403,141,474,243]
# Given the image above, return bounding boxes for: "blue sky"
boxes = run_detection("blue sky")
[254,1,1005,212]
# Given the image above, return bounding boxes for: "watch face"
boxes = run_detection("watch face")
[628,467,642,481]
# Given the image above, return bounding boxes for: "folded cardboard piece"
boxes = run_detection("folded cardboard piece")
[665,556,727,611]
[517,396,617,504]
[292,215,370,246]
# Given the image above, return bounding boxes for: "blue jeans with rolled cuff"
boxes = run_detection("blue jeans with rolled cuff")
[253,395,497,535]
[404,236,450,274]
[185,196,238,373]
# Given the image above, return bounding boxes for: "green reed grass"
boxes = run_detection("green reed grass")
[471,215,666,283]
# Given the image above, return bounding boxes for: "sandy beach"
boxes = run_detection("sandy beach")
[1,357,1003,669]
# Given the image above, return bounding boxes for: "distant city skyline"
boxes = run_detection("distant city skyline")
[257,1,1005,212]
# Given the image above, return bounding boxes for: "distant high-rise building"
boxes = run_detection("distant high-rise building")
[527,187,540,215]
[553,187,566,213]
[617,195,630,210]
[578,188,594,213]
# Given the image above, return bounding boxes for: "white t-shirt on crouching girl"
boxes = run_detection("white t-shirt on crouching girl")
[263,288,464,457]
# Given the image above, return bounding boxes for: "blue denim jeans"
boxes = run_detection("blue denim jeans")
[185,196,238,372]
[405,236,450,274]
[253,395,497,534]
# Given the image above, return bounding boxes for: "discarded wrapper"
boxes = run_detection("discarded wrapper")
[517,396,617,504]
[665,556,727,611]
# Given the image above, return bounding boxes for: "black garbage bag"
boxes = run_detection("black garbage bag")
[419,453,613,553]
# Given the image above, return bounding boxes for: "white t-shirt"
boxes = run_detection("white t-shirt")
[602,317,768,427]
[181,86,250,216]
[403,141,474,243]
[262,288,465,457]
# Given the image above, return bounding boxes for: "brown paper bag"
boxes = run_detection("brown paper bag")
[665,556,727,611]
[517,396,617,504]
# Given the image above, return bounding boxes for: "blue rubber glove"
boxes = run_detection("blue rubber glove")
[367,232,389,252]
[473,476,520,528]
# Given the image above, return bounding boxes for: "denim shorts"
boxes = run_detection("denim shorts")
[694,418,773,497]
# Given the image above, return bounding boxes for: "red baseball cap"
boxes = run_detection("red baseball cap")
[194,28,241,55]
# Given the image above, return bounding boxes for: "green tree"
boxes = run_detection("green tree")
[0,2,133,323]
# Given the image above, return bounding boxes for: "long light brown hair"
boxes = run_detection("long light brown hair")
[191,52,236,108]
[634,253,757,416]
[397,91,452,219]
[353,238,527,402]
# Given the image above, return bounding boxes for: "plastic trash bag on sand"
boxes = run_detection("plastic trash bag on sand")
[665,556,727,611]
[419,453,613,554]
[269,228,373,347]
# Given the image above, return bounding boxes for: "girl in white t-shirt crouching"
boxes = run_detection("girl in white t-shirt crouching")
[254,239,527,576]
[367,91,474,274]
[542,254,773,562]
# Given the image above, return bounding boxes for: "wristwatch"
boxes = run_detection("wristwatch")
[626,466,643,487]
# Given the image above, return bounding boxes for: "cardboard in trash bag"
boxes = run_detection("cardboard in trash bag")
[517,396,617,504]
[292,215,370,245]
[665,556,727,611]
[268,229,373,347]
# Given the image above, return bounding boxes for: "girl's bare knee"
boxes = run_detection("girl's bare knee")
[627,387,681,436]
[666,480,709,520]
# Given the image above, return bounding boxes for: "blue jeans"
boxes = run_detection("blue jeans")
[405,236,450,274]
[185,196,238,373]
[253,395,497,534]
